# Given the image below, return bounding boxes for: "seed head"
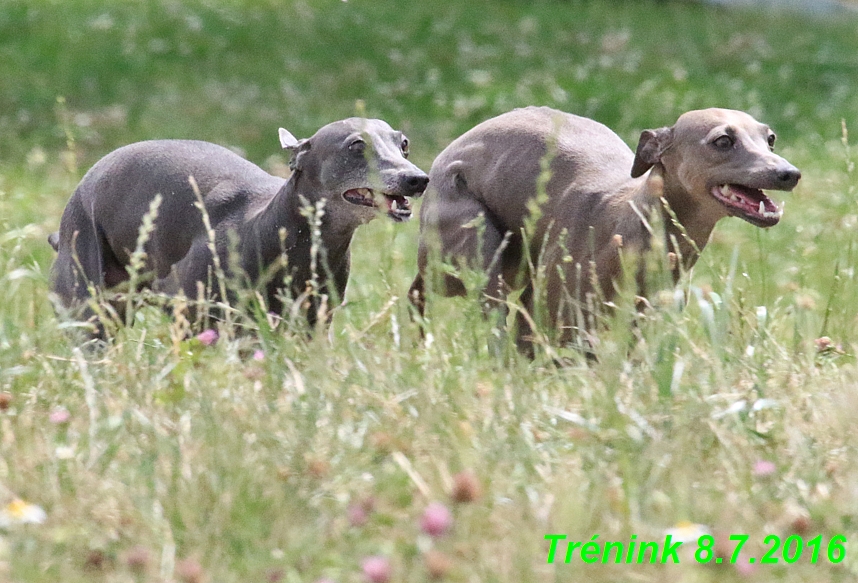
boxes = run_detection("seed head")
[450,471,482,504]
[176,557,204,583]
[424,550,452,580]
[124,545,151,574]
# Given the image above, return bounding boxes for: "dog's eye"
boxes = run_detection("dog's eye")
[349,139,366,153]
[713,135,734,150]
[401,138,410,158]
[767,133,776,149]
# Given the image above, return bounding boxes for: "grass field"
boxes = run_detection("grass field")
[2,0,858,581]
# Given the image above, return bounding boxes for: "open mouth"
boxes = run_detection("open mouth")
[710,184,783,228]
[342,188,412,222]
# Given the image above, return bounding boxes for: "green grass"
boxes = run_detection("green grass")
[2,0,858,581]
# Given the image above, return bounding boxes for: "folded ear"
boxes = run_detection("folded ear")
[631,126,673,178]
[279,128,310,171]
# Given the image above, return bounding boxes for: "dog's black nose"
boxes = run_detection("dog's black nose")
[777,165,801,189]
[402,173,429,195]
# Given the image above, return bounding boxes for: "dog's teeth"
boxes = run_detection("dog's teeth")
[758,201,765,215]
[390,199,398,211]
[720,185,731,197]
[358,188,371,196]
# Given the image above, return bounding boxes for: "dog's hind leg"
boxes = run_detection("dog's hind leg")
[50,198,111,337]
[412,191,510,306]
[514,281,537,357]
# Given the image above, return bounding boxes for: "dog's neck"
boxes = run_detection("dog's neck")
[290,172,363,248]
[627,165,722,273]
[242,173,358,277]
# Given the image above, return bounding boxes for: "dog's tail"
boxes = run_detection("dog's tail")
[415,160,512,295]
[48,231,60,252]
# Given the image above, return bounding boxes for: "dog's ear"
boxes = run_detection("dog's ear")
[279,128,311,171]
[631,126,672,178]
[279,128,298,149]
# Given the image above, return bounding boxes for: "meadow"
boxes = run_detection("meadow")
[2,0,858,581]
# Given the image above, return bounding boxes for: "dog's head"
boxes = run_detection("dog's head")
[631,108,800,228]
[280,118,428,224]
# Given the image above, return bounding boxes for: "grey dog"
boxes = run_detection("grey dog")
[49,118,428,336]
[410,107,800,352]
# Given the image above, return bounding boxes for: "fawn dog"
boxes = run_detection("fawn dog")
[409,107,800,352]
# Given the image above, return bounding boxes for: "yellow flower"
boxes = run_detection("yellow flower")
[0,499,47,528]
[664,521,709,543]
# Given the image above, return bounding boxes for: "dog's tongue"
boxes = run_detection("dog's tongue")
[342,188,412,221]
[343,188,375,207]
[711,184,782,226]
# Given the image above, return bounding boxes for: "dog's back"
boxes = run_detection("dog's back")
[50,140,285,310]
[414,106,638,305]
[74,141,283,269]
[440,108,630,211]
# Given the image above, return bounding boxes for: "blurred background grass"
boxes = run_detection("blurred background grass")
[2,1,858,582]
[3,0,858,161]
